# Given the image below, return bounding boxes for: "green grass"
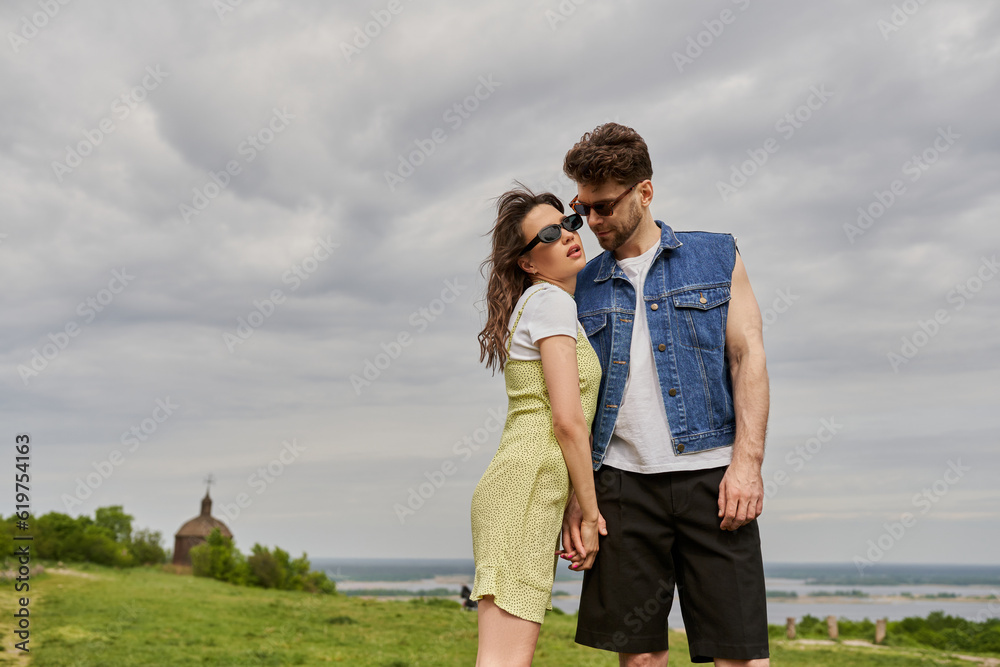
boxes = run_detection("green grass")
[0,562,993,666]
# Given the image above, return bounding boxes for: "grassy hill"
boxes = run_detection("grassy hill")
[1,563,996,666]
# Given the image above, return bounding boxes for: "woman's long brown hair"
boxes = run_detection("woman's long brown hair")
[478,184,565,373]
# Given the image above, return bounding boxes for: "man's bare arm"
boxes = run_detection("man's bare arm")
[718,248,770,530]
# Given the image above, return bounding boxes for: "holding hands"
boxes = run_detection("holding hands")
[556,491,607,571]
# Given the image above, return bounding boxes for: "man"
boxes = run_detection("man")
[558,123,770,666]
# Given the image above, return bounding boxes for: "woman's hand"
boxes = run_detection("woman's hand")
[557,493,607,571]
[557,492,582,562]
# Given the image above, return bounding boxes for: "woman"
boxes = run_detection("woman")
[470,186,605,666]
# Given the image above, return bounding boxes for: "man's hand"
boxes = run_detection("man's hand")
[718,457,764,530]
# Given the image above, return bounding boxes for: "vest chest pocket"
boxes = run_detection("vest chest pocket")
[579,313,608,361]
[671,286,730,351]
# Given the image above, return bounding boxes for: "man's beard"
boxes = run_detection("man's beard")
[596,197,642,252]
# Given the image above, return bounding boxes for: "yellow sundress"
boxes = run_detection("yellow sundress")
[469,284,602,623]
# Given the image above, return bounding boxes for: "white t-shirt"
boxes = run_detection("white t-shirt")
[506,282,581,361]
[604,242,733,473]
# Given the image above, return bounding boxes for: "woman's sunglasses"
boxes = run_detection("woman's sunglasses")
[519,213,584,255]
[569,182,639,218]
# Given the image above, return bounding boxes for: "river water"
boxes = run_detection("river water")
[333,575,1000,626]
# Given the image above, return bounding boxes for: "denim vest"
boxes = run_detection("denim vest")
[577,220,737,470]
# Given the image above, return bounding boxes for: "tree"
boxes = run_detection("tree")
[128,529,167,565]
[248,544,285,589]
[95,506,134,543]
[80,523,132,567]
[35,512,87,560]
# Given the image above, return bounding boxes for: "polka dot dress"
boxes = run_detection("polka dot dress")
[469,289,602,623]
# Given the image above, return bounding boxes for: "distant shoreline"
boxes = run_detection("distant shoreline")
[312,558,1000,586]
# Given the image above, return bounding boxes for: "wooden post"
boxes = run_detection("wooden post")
[875,618,887,644]
[786,617,796,639]
[827,615,838,639]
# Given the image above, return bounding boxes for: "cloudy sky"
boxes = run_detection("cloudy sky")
[2,0,997,568]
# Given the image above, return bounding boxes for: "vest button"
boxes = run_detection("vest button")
[650,303,658,311]
[658,344,666,352]
[668,388,677,397]
[677,444,685,453]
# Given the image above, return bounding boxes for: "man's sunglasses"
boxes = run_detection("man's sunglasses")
[520,213,584,255]
[569,182,639,217]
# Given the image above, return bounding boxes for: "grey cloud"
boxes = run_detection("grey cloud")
[1,0,997,563]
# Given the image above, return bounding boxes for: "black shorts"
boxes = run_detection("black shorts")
[575,464,769,663]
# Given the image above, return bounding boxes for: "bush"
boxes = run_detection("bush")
[248,543,289,589]
[11,506,163,569]
[770,611,1000,651]
[190,529,249,585]
[12,507,332,595]
[838,617,876,639]
[192,530,334,594]
[795,614,827,638]
[128,529,167,565]
[886,611,1000,654]
[79,524,132,567]
[774,614,876,641]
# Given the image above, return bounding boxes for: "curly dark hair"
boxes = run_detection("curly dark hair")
[563,122,653,187]
[477,184,564,373]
